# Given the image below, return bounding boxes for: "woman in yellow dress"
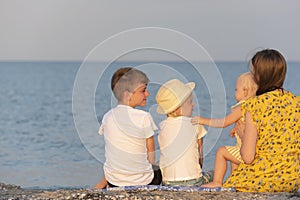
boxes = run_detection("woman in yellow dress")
[223,49,300,192]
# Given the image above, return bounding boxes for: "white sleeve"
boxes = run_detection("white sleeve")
[196,124,207,139]
[98,124,104,135]
[142,113,158,138]
[98,115,106,135]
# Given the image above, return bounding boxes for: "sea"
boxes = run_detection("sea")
[0,61,299,190]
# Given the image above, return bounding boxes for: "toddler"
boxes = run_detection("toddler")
[191,72,257,188]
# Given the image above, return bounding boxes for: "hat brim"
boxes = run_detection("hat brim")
[156,82,195,114]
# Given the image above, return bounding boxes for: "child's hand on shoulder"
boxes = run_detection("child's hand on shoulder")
[191,116,202,125]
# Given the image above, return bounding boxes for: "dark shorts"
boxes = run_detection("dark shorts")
[107,165,162,187]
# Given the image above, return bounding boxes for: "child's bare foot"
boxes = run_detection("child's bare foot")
[93,179,107,189]
[93,183,105,189]
[93,183,106,189]
[201,182,222,188]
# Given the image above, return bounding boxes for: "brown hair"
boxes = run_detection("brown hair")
[111,67,149,101]
[251,49,286,96]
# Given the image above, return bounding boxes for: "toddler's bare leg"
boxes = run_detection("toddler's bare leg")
[202,147,240,188]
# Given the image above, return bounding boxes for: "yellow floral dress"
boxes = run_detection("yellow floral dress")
[223,90,300,192]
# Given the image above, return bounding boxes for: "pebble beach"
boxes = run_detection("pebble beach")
[1,183,299,200]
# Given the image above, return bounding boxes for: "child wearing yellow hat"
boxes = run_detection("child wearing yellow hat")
[156,79,213,186]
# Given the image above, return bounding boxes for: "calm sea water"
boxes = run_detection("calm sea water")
[0,61,299,189]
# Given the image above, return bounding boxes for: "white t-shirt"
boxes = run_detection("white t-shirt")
[99,105,158,186]
[158,116,207,181]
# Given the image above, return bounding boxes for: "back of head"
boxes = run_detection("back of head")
[238,72,258,99]
[251,49,286,96]
[111,67,149,101]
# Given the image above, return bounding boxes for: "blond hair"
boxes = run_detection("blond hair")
[238,72,258,99]
[167,93,193,118]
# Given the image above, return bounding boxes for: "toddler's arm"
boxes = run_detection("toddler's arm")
[191,106,242,128]
[146,136,155,164]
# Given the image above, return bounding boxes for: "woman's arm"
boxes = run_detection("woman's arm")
[240,111,258,164]
[146,136,155,164]
[198,138,203,168]
[191,107,242,128]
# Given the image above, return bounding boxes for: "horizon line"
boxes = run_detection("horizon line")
[0,59,300,63]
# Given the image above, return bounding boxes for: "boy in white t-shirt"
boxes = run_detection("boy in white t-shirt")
[156,79,213,186]
[94,67,162,188]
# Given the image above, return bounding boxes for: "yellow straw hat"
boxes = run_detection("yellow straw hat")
[156,79,195,114]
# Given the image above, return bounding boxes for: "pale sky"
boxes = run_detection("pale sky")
[1,0,300,61]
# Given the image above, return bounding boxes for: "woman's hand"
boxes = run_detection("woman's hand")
[235,119,245,138]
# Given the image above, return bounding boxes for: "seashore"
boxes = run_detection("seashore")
[1,183,300,200]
